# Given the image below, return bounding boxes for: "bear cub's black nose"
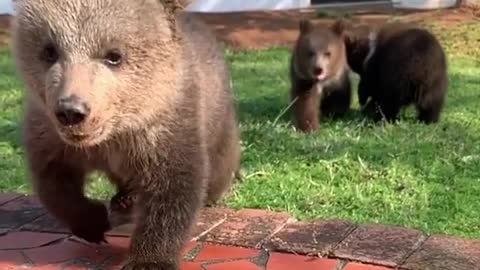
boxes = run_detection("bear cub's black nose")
[54,95,91,126]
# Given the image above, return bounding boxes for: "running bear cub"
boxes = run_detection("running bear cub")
[343,21,448,123]
[290,19,352,133]
[12,0,241,269]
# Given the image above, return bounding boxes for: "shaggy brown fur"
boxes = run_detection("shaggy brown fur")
[343,21,448,123]
[289,19,352,133]
[12,0,241,269]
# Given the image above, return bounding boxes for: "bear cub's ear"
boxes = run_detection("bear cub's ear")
[299,19,313,34]
[331,19,347,37]
[149,0,185,16]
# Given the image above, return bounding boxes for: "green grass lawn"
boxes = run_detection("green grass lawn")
[0,20,479,238]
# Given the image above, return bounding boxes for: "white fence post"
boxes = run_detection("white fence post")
[0,1,14,15]
[185,0,311,13]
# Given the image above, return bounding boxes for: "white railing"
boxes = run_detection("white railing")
[0,1,14,14]
[185,0,311,12]
[0,0,458,15]
[0,0,310,14]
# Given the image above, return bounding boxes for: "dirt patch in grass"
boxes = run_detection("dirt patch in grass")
[0,7,479,50]
[0,15,10,48]
[191,6,479,49]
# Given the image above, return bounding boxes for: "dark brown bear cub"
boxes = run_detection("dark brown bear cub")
[290,19,352,133]
[12,0,241,269]
[344,21,448,123]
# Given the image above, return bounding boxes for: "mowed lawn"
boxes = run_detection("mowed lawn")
[0,20,479,238]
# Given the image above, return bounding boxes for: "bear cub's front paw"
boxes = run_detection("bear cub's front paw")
[70,200,111,244]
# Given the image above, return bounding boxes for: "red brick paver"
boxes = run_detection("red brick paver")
[194,244,259,261]
[266,252,338,270]
[334,224,426,267]
[0,250,31,268]
[0,193,22,206]
[0,232,374,270]
[192,207,234,239]
[401,235,480,270]
[263,219,356,256]
[0,231,66,249]
[201,208,293,248]
[205,260,260,270]
[0,195,45,230]
[343,262,393,270]
[180,262,203,270]
[0,193,478,270]
[23,239,110,266]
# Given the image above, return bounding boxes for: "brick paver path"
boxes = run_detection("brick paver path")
[0,193,479,269]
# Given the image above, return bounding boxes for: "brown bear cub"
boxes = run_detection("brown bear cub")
[290,19,352,133]
[12,0,241,269]
[343,21,448,123]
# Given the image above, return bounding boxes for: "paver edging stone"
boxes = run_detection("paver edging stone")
[333,223,428,267]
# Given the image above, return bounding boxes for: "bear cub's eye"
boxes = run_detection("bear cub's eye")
[104,49,123,67]
[40,43,59,64]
